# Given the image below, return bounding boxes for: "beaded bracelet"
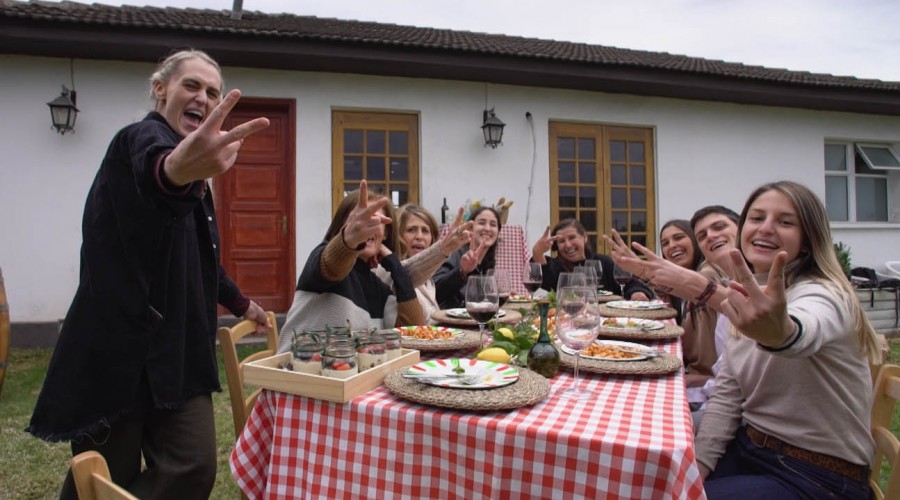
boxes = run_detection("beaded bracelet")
[693,277,717,306]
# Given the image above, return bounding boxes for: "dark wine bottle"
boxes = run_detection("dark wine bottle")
[441,197,450,224]
[527,301,560,378]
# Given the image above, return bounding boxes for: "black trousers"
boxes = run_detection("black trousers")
[59,376,216,500]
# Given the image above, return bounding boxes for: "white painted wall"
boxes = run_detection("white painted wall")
[2,54,899,322]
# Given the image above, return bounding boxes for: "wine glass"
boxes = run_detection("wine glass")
[555,286,600,399]
[584,259,605,293]
[613,266,632,298]
[465,275,499,343]
[574,265,598,292]
[487,268,511,308]
[557,272,587,293]
[523,262,543,301]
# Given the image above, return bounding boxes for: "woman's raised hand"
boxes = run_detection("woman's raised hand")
[439,207,474,256]
[719,249,794,347]
[342,180,391,250]
[163,89,270,185]
[460,237,490,275]
[531,226,557,264]
[603,229,688,292]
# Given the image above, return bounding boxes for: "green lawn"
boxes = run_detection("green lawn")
[1,340,898,498]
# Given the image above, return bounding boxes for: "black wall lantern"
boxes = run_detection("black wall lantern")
[47,85,78,135]
[481,107,505,148]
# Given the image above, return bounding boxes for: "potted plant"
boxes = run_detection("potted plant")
[833,241,852,277]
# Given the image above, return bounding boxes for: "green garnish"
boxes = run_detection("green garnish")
[451,359,465,374]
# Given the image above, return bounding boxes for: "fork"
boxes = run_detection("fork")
[617,347,663,358]
[402,371,485,385]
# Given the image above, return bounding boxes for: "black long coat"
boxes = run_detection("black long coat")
[28,113,248,442]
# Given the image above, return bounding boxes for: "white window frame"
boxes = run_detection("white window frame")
[856,143,900,171]
[825,141,892,223]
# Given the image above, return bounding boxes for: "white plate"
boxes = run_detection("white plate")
[507,294,533,303]
[445,308,507,319]
[404,358,519,389]
[597,290,614,296]
[561,340,653,362]
[600,317,665,331]
[606,300,667,310]
[396,326,464,340]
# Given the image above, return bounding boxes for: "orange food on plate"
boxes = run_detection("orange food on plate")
[581,343,641,359]
[399,326,455,340]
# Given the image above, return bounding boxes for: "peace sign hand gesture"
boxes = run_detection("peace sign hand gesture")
[460,237,490,275]
[163,89,270,186]
[439,207,474,256]
[531,226,558,265]
[341,180,391,250]
[719,249,795,347]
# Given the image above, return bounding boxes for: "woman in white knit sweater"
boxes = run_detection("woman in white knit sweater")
[606,181,879,499]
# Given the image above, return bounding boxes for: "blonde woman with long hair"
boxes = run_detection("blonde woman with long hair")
[606,180,877,499]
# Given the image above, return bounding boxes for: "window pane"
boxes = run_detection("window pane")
[630,188,646,209]
[344,156,363,180]
[344,130,363,154]
[858,145,900,169]
[391,185,409,207]
[825,176,848,221]
[389,131,408,154]
[628,142,644,162]
[343,183,356,196]
[558,138,575,159]
[612,212,627,232]
[824,144,846,171]
[577,138,595,160]
[610,141,626,162]
[578,162,596,183]
[558,186,577,208]
[630,166,645,185]
[631,212,646,232]
[366,130,386,154]
[390,158,408,180]
[368,157,386,181]
[855,151,882,175]
[579,186,596,208]
[611,188,627,209]
[558,161,576,183]
[580,210,597,231]
[632,234,647,247]
[611,165,627,185]
[560,210,576,221]
[856,177,888,221]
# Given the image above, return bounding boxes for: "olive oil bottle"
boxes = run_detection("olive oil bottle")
[527,301,560,378]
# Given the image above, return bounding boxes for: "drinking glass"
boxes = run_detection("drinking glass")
[613,266,632,298]
[523,262,543,300]
[574,265,598,292]
[555,286,600,399]
[465,275,499,343]
[487,268,511,308]
[584,259,605,292]
[557,272,587,293]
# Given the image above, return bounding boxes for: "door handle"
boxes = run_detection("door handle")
[281,215,288,236]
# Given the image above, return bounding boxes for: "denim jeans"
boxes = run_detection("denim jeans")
[704,427,871,500]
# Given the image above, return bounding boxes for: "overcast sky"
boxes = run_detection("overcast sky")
[50,0,900,81]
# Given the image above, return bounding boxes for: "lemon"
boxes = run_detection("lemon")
[497,327,515,340]
[477,347,510,364]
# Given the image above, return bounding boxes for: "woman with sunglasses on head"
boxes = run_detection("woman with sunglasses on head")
[606,181,879,499]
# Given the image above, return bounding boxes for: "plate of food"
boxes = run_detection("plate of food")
[395,325,464,340]
[606,300,667,310]
[507,294,533,303]
[445,308,507,319]
[600,317,665,331]
[560,340,657,362]
[402,359,519,389]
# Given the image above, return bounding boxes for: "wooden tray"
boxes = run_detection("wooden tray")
[243,349,420,403]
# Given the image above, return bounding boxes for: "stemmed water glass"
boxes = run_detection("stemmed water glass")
[487,268,511,308]
[613,266,632,298]
[555,286,600,399]
[584,259,605,293]
[523,263,543,301]
[465,275,499,344]
[574,265,598,293]
[557,272,587,293]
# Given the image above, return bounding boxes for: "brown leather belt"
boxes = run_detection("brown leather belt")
[745,425,868,483]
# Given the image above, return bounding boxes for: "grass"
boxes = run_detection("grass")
[0,343,266,499]
[1,340,898,498]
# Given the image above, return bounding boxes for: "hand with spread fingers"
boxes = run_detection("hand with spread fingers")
[163,89,270,185]
[439,207,474,257]
[341,180,391,251]
[603,229,690,288]
[531,226,559,265]
[718,249,794,347]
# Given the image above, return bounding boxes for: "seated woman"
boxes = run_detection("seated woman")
[277,180,423,351]
[606,181,879,499]
[658,219,702,323]
[433,206,503,309]
[531,219,652,299]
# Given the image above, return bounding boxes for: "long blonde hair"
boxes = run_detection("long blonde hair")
[738,181,880,363]
[149,49,222,101]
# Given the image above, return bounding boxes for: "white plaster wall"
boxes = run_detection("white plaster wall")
[2,54,899,322]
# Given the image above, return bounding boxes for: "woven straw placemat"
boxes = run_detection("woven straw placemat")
[384,366,551,411]
[431,309,523,327]
[558,348,682,376]
[401,330,483,352]
[597,292,623,303]
[596,322,684,341]
[599,304,677,320]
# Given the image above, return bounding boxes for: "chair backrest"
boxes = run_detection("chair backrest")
[218,311,278,439]
[70,451,138,500]
[870,363,900,500]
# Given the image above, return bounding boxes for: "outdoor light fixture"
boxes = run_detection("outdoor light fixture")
[47,85,78,135]
[481,107,505,148]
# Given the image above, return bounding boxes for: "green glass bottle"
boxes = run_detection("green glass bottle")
[527,301,560,378]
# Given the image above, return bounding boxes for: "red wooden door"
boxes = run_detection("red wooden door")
[217,98,295,313]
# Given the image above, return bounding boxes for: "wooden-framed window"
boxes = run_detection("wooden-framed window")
[549,122,656,253]
[331,111,419,212]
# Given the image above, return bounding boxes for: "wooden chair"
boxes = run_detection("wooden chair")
[870,363,900,500]
[70,451,137,500]
[218,311,278,439]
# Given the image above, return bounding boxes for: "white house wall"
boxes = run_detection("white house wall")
[2,55,898,323]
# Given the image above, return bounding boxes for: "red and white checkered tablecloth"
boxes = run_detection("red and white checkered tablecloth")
[229,338,706,499]
[439,224,531,296]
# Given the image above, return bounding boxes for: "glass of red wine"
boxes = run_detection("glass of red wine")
[487,268,511,308]
[613,266,632,298]
[523,262,543,301]
[465,275,499,343]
